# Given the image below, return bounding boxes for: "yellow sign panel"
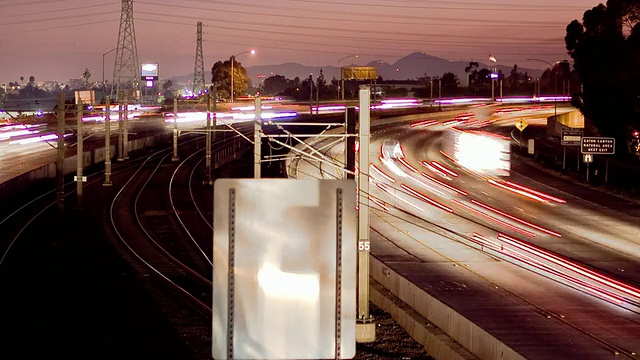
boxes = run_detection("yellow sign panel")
[340,66,377,80]
[515,118,528,132]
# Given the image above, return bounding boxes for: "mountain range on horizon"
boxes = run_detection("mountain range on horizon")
[169,52,545,88]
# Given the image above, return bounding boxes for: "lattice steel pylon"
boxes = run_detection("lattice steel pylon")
[192,21,205,96]
[111,0,140,102]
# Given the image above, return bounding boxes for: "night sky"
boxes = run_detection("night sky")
[1,0,602,84]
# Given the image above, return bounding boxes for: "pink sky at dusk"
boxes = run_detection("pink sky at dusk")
[1,0,604,84]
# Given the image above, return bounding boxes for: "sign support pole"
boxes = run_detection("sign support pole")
[356,86,375,343]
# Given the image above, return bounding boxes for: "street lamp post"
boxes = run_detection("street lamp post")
[489,55,498,101]
[527,58,571,168]
[527,58,561,118]
[338,54,359,100]
[102,48,117,99]
[230,49,255,103]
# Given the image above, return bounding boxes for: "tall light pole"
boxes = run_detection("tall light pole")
[230,49,255,103]
[527,58,561,118]
[102,48,117,98]
[489,55,498,101]
[338,54,358,100]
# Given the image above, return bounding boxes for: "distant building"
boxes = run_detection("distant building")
[40,81,62,92]
[69,78,84,89]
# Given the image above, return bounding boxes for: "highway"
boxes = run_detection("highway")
[4,97,640,359]
[289,104,640,359]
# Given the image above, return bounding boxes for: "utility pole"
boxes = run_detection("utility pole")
[429,79,433,102]
[56,93,65,212]
[192,21,205,96]
[104,97,112,186]
[76,100,84,206]
[254,96,262,178]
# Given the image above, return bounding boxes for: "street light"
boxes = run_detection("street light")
[103,47,117,97]
[489,54,498,101]
[230,49,256,103]
[338,54,359,100]
[527,58,562,117]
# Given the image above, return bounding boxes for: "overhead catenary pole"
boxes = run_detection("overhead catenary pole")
[309,74,314,115]
[104,97,112,186]
[56,92,65,212]
[172,97,179,161]
[117,101,124,160]
[76,100,84,206]
[123,97,129,159]
[254,96,262,178]
[205,93,212,184]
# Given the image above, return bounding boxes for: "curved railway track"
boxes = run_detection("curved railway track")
[0,130,252,360]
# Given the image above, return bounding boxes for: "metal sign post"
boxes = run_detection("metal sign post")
[514,118,528,149]
[356,86,375,342]
[561,128,582,169]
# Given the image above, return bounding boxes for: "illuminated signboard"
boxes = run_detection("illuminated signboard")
[140,63,159,80]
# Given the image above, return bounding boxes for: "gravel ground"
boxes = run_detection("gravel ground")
[356,305,434,359]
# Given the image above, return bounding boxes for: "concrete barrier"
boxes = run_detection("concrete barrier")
[370,256,526,360]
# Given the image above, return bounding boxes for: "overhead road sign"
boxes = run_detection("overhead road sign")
[341,67,377,80]
[581,137,615,154]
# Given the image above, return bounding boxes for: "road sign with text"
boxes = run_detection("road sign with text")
[581,137,615,154]
[561,129,583,146]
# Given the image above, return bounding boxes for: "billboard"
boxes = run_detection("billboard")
[74,90,95,105]
[140,63,159,80]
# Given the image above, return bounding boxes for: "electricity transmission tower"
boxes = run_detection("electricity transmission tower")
[192,21,206,96]
[111,0,140,102]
